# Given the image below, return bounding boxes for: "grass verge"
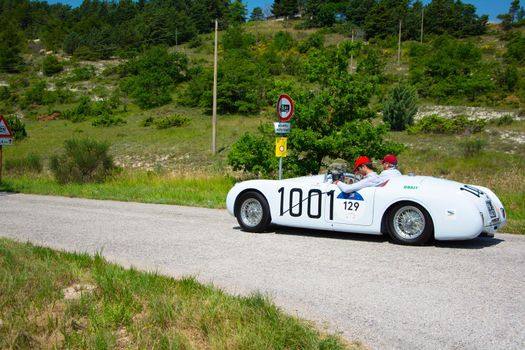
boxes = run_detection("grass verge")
[0,238,360,349]
[0,171,235,209]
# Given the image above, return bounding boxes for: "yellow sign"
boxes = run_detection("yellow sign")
[275,137,287,157]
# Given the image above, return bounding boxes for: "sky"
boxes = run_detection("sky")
[45,0,515,22]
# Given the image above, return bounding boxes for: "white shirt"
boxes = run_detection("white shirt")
[336,171,382,193]
[379,168,402,181]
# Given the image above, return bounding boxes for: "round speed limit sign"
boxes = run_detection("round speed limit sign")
[277,94,294,122]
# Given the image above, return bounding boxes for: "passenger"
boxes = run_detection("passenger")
[334,156,382,193]
[379,154,402,181]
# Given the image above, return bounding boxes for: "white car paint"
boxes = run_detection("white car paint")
[226,174,506,241]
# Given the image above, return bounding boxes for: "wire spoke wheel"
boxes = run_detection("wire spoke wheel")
[388,203,433,245]
[236,192,271,232]
[240,198,263,227]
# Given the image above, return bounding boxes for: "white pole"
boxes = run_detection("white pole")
[420,7,424,43]
[212,19,218,154]
[279,156,282,180]
[397,19,402,65]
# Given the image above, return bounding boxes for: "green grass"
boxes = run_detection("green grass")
[0,171,235,208]
[0,238,359,349]
[388,124,525,234]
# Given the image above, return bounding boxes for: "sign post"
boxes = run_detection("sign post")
[0,115,14,183]
[275,94,294,180]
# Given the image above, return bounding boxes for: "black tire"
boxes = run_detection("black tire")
[235,191,271,232]
[386,202,433,245]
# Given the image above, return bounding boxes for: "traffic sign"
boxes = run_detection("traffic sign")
[275,137,287,157]
[0,115,13,146]
[276,94,294,122]
[274,122,291,134]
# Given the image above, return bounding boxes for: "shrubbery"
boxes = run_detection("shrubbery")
[4,115,27,141]
[92,114,126,127]
[119,47,189,109]
[61,97,119,122]
[4,154,42,174]
[382,84,418,131]
[141,114,190,129]
[408,115,486,135]
[50,138,114,184]
[460,138,487,157]
[227,133,278,177]
[42,55,63,76]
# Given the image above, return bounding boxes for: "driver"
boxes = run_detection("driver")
[334,156,382,193]
[379,154,402,180]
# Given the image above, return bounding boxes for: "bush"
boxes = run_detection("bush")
[141,116,154,127]
[227,133,278,177]
[4,154,42,174]
[68,66,95,81]
[50,138,114,184]
[408,115,485,135]
[91,114,126,127]
[460,138,487,157]
[4,115,27,141]
[153,114,190,129]
[42,55,63,76]
[382,84,418,131]
[488,115,514,126]
[62,97,116,122]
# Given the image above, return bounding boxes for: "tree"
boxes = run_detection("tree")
[250,6,265,21]
[272,0,299,18]
[229,0,247,24]
[0,22,24,73]
[382,84,418,131]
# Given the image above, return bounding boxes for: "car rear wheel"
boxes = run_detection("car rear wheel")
[235,191,271,232]
[387,202,433,245]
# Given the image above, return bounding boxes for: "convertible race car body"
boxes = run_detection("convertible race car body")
[226,174,506,245]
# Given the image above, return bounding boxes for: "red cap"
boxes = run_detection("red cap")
[380,154,397,166]
[354,156,371,172]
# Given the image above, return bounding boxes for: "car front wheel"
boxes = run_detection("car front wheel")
[235,191,271,232]
[387,202,433,245]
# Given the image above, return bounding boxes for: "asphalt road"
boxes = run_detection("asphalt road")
[1,193,524,350]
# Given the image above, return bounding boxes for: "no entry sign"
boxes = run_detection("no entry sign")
[276,94,294,122]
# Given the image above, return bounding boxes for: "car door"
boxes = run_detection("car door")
[324,184,376,226]
[274,182,333,230]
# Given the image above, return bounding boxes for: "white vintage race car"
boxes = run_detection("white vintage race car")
[226,172,507,245]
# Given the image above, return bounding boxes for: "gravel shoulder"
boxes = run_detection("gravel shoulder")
[1,193,524,349]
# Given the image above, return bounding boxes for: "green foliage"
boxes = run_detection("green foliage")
[504,32,525,64]
[460,137,487,157]
[4,115,27,141]
[4,154,42,174]
[382,84,418,131]
[49,138,115,184]
[488,115,514,126]
[92,114,126,127]
[297,32,324,53]
[227,133,278,177]
[494,64,519,92]
[250,7,265,21]
[68,66,96,81]
[0,22,24,73]
[141,116,154,127]
[42,55,63,76]
[62,97,117,122]
[151,114,190,129]
[409,37,494,102]
[272,31,295,51]
[408,115,486,135]
[119,47,189,109]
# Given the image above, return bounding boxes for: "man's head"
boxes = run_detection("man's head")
[354,156,375,175]
[380,154,398,170]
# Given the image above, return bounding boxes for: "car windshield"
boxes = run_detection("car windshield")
[324,171,358,184]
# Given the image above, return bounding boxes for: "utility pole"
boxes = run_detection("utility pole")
[397,19,402,66]
[212,19,218,154]
[420,7,424,43]
[350,29,354,73]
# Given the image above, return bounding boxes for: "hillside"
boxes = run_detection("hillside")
[0,16,524,234]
